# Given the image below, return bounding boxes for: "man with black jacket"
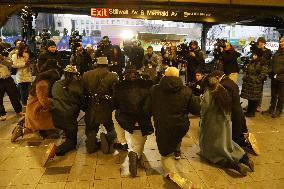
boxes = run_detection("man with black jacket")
[113,66,153,177]
[37,40,63,73]
[263,36,284,118]
[144,67,200,188]
[82,57,118,154]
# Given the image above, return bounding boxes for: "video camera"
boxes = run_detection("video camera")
[249,41,258,53]
[213,39,227,60]
[69,30,82,54]
[39,29,51,47]
[0,42,12,57]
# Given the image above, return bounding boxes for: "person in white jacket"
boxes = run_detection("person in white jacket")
[12,42,32,106]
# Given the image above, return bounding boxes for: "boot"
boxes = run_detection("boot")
[56,140,76,156]
[86,132,100,154]
[168,172,194,189]
[100,133,110,154]
[272,110,281,118]
[128,151,138,177]
[239,154,254,172]
[230,162,248,176]
[11,117,25,142]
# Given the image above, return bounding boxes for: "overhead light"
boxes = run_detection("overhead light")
[120,30,134,40]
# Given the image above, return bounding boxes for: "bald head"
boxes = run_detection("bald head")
[165,67,179,77]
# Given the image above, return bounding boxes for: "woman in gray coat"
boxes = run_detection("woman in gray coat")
[199,76,254,176]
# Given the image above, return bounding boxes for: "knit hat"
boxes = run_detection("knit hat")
[97,57,108,65]
[46,40,56,48]
[257,37,266,44]
[63,65,78,73]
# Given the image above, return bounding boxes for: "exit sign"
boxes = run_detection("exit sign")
[91,8,109,18]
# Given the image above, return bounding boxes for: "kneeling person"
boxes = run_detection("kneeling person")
[43,65,85,165]
[113,66,154,177]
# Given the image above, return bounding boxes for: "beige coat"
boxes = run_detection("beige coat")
[25,80,54,131]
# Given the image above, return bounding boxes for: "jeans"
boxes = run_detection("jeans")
[0,77,22,116]
[17,82,31,106]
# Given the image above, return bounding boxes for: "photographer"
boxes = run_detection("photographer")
[70,43,92,75]
[95,36,113,63]
[37,40,62,74]
[0,45,24,121]
[186,40,205,82]
[142,46,160,80]
[39,29,51,49]
[220,42,241,83]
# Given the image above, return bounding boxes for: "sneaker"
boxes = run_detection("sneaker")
[42,143,57,166]
[100,133,110,154]
[168,172,194,189]
[0,115,7,121]
[240,154,254,172]
[128,151,138,177]
[174,151,181,160]
[245,133,260,155]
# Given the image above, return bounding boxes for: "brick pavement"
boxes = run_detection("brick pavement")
[0,78,283,189]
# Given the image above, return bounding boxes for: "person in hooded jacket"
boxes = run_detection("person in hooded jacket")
[241,49,268,117]
[42,65,85,166]
[144,67,200,188]
[110,45,125,80]
[220,42,241,83]
[113,65,153,177]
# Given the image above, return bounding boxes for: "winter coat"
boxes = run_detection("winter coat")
[187,48,205,70]
[220,75,248,143]
[199,90,245,165]
[37,50,62,73]
[113,78,154,136]
[142,53,160,80]
[12,53,32,83]
[70,51,92,74]
[269,49,284,82]
[82,66,118,124]
[51,79,85,130]
[25,70,61,131]
[241,58,268,101]
[220,50,240,75]
[144,76,200,156]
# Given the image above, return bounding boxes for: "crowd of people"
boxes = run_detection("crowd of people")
[0,34,284,189]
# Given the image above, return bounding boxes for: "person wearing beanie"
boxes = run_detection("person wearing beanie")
[199,75,254,177]
[241,49,268,117]
[37,40,63,74]
[42,65,85,166]
[257,37,272,61]
[144,67,200,188]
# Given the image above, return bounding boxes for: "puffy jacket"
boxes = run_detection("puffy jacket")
[12,53,32,83]
[269,49,284,82]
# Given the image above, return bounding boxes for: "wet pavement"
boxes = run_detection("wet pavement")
[0,78,283,189]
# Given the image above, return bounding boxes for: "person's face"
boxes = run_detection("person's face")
[257,42,265,49]
[195,73,203,81]
[147,48,153,55]
[190,44,197,49]
[16,41,21,47]
[252,54,258,60]
[224,42,231,51]
[280,37,284,49]
[77,46,83,54]
[48,45,57,53]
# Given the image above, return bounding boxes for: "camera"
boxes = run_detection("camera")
[39,28,51,47]
[69,30,82,54]
[249,41,258,53]
[213,39,227,60]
